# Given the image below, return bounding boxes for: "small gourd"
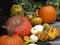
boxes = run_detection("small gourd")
[35,9,39,17]
[47,26,59,40]
[23,36,31,42]
[43,23,50,31]
[10,4,24,16]
[30,35,38,43]
[37,31,49,41]
[26,15,34,20]
[31,17,42,25]
[29,43,37,45]
[31,25,44,35]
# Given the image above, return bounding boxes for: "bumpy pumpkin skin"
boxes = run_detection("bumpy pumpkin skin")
[37,32,49,41]
[0,35,24,45]
[5,15,32,37]
[39,6,57,23]
[31,17,42,25]
[47,27,59,40]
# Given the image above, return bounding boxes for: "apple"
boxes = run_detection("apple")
[30,35,38,43]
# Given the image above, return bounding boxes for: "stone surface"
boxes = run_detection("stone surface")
[50,21,60,36]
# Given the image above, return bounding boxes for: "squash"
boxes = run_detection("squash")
[47,26,59,40]
[35,9,39,17]
[30,35,38,43]
[31,17,42,25]
[23,36,31,42]
[10,4,24,16]
[31,25,44,35]
[28,43,37,45]
[43,23,50,31]
[37,31,49,41]
[0,30,24,45]
[38,6,57,23]
[26,15,34,20]
[31,26,39,35]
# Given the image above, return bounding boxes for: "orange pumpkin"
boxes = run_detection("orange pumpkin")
[38,6,57,23]
[0,30,24,45]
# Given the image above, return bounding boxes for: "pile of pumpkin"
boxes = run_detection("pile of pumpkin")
[0,4,59,45]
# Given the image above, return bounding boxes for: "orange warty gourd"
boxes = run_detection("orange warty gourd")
[38,6,57,23]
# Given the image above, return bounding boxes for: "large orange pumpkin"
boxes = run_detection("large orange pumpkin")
[0,30,24,45]
[38,6,57,23]
[5,15,32,37]
[0,35,24,45]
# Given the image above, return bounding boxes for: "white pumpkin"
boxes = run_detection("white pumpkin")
[31,26,39,35]
[31,25,44,35]
[30,35,38,43]
[35,25,44,32]
[29,43,37,45]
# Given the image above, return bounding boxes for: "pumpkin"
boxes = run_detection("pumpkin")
[26,15,34,20]
[47,26,59,40]
[10,4,24,16]
[31,25,44,35]
[30,35,38,43]
[5,15,32,37]
[37,32,49,41]
[28,44,37,45]
[0,30,24,45]
[31,17,42,25]
[38,6,57,23]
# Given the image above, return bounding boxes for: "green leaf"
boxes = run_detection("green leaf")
[56,9,60,15]
[31,5,37,10]
[49,1,53,5]
[59,0,60,5]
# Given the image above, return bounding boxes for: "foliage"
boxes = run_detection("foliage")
[12,0,60,20]
[47,0,60,15]
[19,0,43,12]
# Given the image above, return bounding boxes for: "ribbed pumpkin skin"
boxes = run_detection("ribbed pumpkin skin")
[5,15,32,37]
[0,35,24,45]
[39,6,57,23]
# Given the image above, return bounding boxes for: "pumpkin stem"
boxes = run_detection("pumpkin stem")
[13,18,22,26]
[2,26,13,36]
[51,26,54,32]
[7,29,13,36]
